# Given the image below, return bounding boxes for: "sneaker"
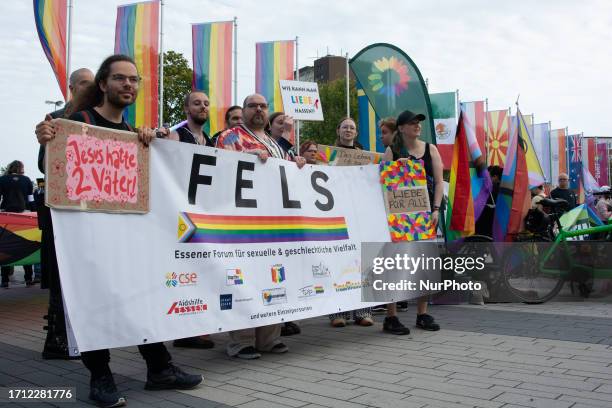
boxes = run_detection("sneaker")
[173,336,215,349]
[396,301,409,312]
[268,343,289,353]
[371,305,388,314]
[383,316,410,335]
[89,374,126,407]
[145,363,203,390]
[416,314,440,331]
[235,346,261,360]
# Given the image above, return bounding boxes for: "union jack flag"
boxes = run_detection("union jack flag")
[569,134,582,162]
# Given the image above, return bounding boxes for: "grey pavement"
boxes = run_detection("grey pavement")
[1,271,612,408]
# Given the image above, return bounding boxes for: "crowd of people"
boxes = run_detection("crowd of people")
[0,52,596,407]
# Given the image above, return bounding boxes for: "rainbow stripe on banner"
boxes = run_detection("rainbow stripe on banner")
[255,40,295,113]
[192,21,233,136]
[178,213,349,243]
[114,0,159,128]
[33,0,67,100]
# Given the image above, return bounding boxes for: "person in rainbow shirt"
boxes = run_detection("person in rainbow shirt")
[216,93,306,359]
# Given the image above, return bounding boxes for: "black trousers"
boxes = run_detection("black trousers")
[81,343,171,379]
[1,265,33,284]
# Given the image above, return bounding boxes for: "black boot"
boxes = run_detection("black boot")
[42,288,79,360]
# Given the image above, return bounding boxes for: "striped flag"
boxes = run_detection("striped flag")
[445,109,491,241]
[596,142,609,186]
[516,111,545,189]
[582,138,597,179]
[430,92,457,169]
[550,129,567,185]
[567,134,583,190]
[114,0,159,128]
[486,109,510,167]
[462,101,486,160]
[192,21,233,136]
[255,40,295,113]
[33,0,68,100]
[532,123,551,183]
[493,113,531,242]
[356,80,382,152]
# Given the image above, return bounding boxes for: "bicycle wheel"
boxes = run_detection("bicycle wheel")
[501,236,565,304]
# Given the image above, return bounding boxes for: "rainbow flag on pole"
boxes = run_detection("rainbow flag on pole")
[33,0,68,100]
[255,40,295,113]
[192,21,233,136]
[114,0,159,128]
[445,109,492,241]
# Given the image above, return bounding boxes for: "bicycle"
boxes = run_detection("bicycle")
[501,198,612,303]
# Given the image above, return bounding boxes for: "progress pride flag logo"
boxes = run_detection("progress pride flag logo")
[65,134,139,203]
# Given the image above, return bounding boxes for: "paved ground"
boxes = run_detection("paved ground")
[1,271,612,408]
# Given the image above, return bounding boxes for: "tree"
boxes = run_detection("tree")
[162,50,193,126]
[300,78,359,147]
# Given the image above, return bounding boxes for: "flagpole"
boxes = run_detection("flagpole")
[295,36,300,151]
[233,16,238,105]
[548,121,552,185]
[484,98,489,165]
[66,0,73,101]
[345,52,350,117]
[158,0,164,127]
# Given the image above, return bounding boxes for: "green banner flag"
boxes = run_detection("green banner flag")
[350,43,434,144]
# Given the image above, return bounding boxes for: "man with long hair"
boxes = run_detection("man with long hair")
[36,54,202,408]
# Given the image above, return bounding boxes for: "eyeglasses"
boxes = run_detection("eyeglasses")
[559,178,569,181]
[110,74,141,84]
[246,102,268,110]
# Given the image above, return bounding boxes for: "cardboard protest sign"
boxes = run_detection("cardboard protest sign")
[45,118,149,213]
[316,144,383,166]
[379,160,435,241]
[279,80,324,121]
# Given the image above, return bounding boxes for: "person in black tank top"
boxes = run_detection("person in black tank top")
[382,110,443,333]
[168,90,213,146]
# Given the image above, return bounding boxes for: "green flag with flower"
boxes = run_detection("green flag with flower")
[349,43,435,144]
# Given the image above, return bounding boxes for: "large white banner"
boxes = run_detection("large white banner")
[52,140,391,352]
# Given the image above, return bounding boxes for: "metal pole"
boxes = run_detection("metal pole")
[66,0,73,101]
[294,37,300,150]
[158,0,164,127]
[485,98,489,165]
[233,17,237,105]
[345,52,349,117]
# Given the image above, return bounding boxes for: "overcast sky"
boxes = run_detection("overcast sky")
[1,0,611,178]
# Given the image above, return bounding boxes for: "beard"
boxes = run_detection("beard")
[106,87,136,109]
[190,112,208,126]
[248,113,266,130]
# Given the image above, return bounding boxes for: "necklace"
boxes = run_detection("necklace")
[183,126,202,145]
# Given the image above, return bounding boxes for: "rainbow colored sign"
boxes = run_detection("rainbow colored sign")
[178,213,349,244]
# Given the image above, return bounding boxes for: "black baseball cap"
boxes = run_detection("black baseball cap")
[396,110,426,126]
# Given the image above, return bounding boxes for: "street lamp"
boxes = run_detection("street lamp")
[45,100,64,109]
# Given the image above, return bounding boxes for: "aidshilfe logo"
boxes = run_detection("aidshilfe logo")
[220,294,232,310]
[271,264,286,283]
[166,272,198,287]
[262,288,287,305]
[226,269,244,285]
[312,262,330,278]
[167,298,207,315]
